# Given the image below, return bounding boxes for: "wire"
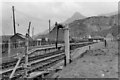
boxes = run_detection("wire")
[4,3,44,22]
[15,8,45,22]
[3,3,52,36]
[15,10,30,20]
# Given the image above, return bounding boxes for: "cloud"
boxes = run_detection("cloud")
[1,1,118,35]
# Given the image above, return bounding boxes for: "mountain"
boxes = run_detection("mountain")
[34,12,86,39]
[68,14,119,38]
[33,24,56,40]
[64,12,86,24]
[35,13,119,41]
[99,11,118,16]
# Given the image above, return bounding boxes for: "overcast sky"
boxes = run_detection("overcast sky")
[1,0,119,36]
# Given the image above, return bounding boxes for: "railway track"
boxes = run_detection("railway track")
[2,42,93,70]
[2,50,64,70]
[2,53,65,79]
[1,42,95,79]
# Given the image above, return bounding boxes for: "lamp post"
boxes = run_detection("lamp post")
[55,22,64,49]
[55,23,70,65]
[55,22,58,49]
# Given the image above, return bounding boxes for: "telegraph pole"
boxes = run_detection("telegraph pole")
[28,22,31,37]
[49,20,51,34]
[24,22,31,78]
[49,20,51,44]
[12,6,16,35]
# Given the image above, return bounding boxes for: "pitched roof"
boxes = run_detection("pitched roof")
[16,33,26,39]
[10,33,24,40]
[10,33,33,40]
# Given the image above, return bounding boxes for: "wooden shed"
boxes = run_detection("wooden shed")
[10,33,33,48]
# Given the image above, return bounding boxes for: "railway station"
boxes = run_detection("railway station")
[1,1,119,80]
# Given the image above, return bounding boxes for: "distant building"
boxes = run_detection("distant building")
[88,35,104,42]
[10,33,33,42]
[10,33,33,48]
[88,35,92,38]
[116,33,120,40]
[105,33,114,41]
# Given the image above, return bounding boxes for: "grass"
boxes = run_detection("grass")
[52,40,118,78]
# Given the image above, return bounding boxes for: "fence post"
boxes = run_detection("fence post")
[64,24,70,65]
[8,39,11,57]
[24,34,29,78]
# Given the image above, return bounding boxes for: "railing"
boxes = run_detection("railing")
[1,40,64,49]
[1,40,65,59]
[1,40,90,58]
[1,41,56,53]
[1,41,95,79]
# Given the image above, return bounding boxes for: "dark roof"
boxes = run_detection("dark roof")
[11,33,26,39]
[16,33,26,39]
[10,33,33,40]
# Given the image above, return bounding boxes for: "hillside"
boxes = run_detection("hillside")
[99,11,118,16]
[34,12,86,39]
[52,41,118,78]
[35,13,119,41]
